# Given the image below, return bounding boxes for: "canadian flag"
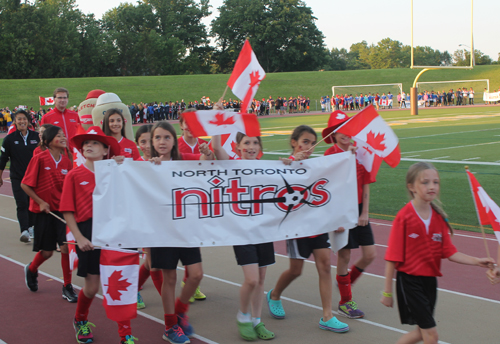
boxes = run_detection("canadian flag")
[66,229,79,272]
[100,248,139,322]
[182,110,260,137]
[227,40,266,112]
[466,170,500,242]
[72,125,86,168]
[335,105,400,179]
[39,96,55,106]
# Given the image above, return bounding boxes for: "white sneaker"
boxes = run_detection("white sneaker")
[20,230,31,243]
[28,227,34,239]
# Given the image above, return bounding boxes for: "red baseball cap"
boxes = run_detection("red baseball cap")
[85,89,106,100]
[71,126,121,157]
[322,110,350,144]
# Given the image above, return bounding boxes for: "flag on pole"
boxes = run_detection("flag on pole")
[65,229,79,272]
[335,105,400,179]
[100,248,139,322]
[39,96,55,106]
[227,40,266,113]
[466,170,500,242]
[182,110,260,138]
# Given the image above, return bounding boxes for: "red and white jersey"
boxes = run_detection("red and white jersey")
[60,164,95,223]
[22,149,72,212]
[324,144,374,203]
[178,136,208,155]
[7,125,16,135]
[40,108,81,140]
[118,137,141,161]
[180,152,201,161]
[33,146,44,156]
[385,202,457,277]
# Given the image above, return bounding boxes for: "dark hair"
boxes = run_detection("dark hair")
[290,125,316,149]
[42,125,63,148]
[38,124,55,149]
[135,124,153,143]
[102,108,126,138]
[235,132,263,151]
[53,87,69,98]
[151,121,181,160]
[13,109,29,120]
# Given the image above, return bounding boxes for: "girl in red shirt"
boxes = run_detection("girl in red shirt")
[267,125,348,333]
[102,108,141,160]
[381,162,493,344]
[148,121,213,344]
[33,123,54,156]
[21,125,77,302]
[212,132,276,341]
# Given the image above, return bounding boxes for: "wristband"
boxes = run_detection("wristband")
[382,291,392,298]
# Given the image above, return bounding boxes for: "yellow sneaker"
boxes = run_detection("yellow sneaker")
[193,286,206,301]
[181,281,196,303]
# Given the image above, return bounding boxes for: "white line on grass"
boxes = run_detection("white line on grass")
[462,157,481,161]
[403,141,500,154]
[432,156,450,159]
[403,155,420,158]
[399,128,500,140]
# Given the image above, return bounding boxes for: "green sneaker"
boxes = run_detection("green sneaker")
[73,318,95,343]
[137,292,145,310]
[193,286,206,301]
[121,335,138,343]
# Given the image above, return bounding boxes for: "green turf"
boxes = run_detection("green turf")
[0,65,498,111]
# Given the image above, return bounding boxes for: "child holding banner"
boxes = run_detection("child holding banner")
[381,162,493,344]
[267,125,349,333]
[212,132,276,341]
[22,125,78,302]
[148,121,213,344]
[134,124,164,310]
[322,111,376,319]
[61,126,138,344]
[102,109,141,161]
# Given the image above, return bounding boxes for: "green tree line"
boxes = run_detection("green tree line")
[0,0,498,79]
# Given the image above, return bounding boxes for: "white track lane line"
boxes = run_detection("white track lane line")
[402,141,500,154]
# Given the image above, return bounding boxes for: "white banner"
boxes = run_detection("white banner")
[483,91,500,102]
[92,153,358,250]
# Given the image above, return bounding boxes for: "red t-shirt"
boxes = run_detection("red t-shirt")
[180,152,201,160]
[178,137,208,154]
[324,144,374,203]
[40,108,81,140]
[385,202,457,277]
[22,149,72,212]
[60,165,95,223]
[33,146,44,156]
[118,137,141,160]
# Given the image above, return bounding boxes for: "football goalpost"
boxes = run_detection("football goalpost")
[416,79,489,104]
[332,83,403,98]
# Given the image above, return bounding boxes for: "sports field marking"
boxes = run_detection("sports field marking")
[432,156,450,159]
[402,141,500,155]
[399,128,500,140]
[0,194,14,199]
[462,157,481,161]
[403,155,420,158]
[0,253,218,344]
[0,339,6,344]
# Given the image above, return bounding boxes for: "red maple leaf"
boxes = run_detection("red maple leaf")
[366,131,386,151]
[249,71,261,88]
[209,112,236,126]
[104,270,132,301]
[47,98,53,102]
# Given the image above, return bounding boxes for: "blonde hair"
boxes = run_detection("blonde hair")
[406,162,453,235]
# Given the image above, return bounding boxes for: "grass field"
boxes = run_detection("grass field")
[0,65,499,111]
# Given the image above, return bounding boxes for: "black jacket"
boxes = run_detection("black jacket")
[0,130,40,180]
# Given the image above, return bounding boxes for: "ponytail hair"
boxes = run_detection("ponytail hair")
[406,162,453,235]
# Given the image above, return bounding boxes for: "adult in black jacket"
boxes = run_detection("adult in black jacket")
[0,110,40,242]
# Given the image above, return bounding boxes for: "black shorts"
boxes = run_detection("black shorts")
[75,218,101,278]
[233,243,275,267]
[286,233,330,259]
[342,203,375,249]
[33,211,66,252]
[396,271,437,329]
[150,247,202,270]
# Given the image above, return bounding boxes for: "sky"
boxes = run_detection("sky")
[75,0,499,62]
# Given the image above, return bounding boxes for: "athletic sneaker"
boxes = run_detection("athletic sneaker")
[319,316,349,333]
[177,313,194,337]
[24,263,38,292]
[73,319,95,343]
[20,230,31,243]
[162,324,190,344]
[121,335,138,344]
[28,226,34,239]
[62,284,78,303]
[193,286,206,301]
[338,300,365,319]
[137,291,146,309]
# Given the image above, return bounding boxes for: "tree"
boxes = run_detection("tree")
[348,41,371,69]
[368,38,406,69]
[453,49,492,66]
[211,0,327,73]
